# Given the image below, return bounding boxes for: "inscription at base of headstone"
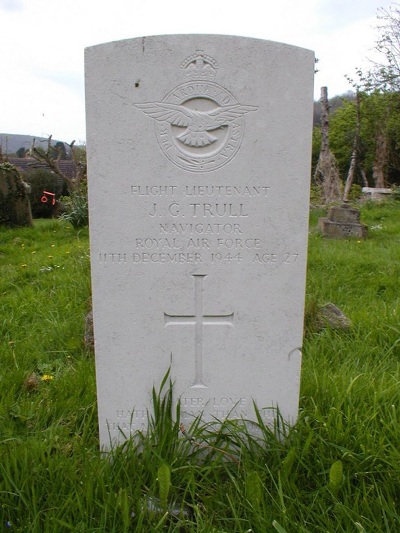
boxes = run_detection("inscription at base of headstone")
[85,35,315,448]
[318,203,367,239]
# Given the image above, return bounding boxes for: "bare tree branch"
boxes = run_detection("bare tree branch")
[30,135,83,194]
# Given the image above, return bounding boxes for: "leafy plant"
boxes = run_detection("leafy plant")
[245,470,262,509]
[60,181,88,228]
[157,462,171,510]
[328,459,344,495]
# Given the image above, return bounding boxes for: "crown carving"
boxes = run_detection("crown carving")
[181,51,218,81]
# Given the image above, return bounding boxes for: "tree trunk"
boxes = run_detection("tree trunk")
[360,168,369,187]
[372,128,388,188]
[314,87,341,204]
[30,136,82,195]
[343,91,361,202]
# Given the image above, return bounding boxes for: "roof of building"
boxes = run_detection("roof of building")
[6,157,77,180]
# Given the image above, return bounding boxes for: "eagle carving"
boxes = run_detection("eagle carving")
[136,102,258,147]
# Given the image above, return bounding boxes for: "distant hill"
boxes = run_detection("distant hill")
[0,133,69,156]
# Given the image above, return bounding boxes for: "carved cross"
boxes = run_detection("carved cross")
[164,274,234,387]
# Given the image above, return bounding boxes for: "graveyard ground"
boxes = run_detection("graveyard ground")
[0,202,399,532]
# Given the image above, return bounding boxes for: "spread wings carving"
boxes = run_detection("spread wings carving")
[136,102,257,147]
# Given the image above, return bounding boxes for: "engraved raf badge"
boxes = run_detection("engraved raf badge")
[135,51,258,172]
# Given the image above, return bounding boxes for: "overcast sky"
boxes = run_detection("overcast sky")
[0,0,396,143]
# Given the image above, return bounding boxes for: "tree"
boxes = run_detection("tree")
[30,136,88,228]
[341,5,400,189]
[16,146,28,158]
[361,5,400,92]
[343,91,362,201]
[328,90,400,188]
[49,141,68,160]
[314,87,342,203]
[30,135,84,195]
[328,99,358,176]
[357,91,400,187]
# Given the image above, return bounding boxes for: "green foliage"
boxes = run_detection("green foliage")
[318,91,400,188]
[329,98,358,176]
[328,460,344,495]
[360,91,400,183]
[392,185,400,200]
[49,141,68,160]
[60,180,88,228]
[346,183,362,200]
[272,521,289,533]
[311,125,321,177]
[158,462,172,510]
[309,183,324,206]
[73,144,87,165]
[16,146,28,158]
[116,487,131,529]
[245,470,262,509]
[24,168,61,218]
[1,207,400,531]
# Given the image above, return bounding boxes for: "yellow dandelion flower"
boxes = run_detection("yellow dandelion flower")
[41,374,54,382]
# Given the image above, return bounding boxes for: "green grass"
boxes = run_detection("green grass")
[1,204,400,532]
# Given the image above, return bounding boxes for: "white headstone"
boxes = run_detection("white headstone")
[85,35,314,448]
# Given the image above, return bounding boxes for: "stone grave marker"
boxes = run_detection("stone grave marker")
[362,187,393,200]
[85,35,314,448]
[0,162,33,227]
[318,203,367,239]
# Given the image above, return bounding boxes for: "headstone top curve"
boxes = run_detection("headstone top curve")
[84,34,315,57]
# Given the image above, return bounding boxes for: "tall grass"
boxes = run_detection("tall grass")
[0,203,399,532]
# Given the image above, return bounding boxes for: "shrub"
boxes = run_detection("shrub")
[24,169,64,218]
[60,179,89,228]
[392,186,400,201]
[347,183,362,201]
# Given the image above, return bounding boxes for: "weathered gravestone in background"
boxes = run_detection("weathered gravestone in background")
[362,187,393,201]
[0,162,33,227]
[318,203,367,239]
[85,35,314,449]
